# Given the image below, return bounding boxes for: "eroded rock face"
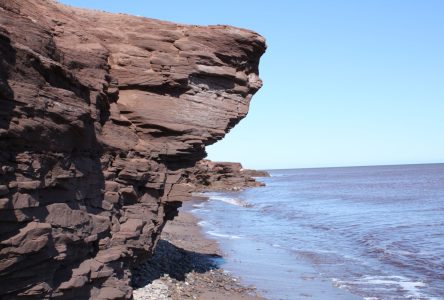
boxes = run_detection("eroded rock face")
[0,1,265,299]
[187,160,269,192]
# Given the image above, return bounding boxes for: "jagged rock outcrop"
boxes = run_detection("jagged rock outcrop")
[187,160,269,192]
[0,1,265,299]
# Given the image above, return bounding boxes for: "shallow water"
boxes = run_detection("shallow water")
[190,164,444,300]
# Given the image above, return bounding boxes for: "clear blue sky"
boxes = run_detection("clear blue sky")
[60,0,444,169]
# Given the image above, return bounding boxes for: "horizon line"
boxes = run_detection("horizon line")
[263,161,444,172]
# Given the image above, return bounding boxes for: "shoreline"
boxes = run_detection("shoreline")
[182,191,363,300]
[132,200,264,300]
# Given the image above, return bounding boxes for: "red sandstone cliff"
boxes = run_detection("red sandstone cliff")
[188,160,269,192]
[0,1,265,299]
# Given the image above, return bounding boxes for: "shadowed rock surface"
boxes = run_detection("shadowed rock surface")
[0,1,265,299]
[131,207,263,300]
[188,160,270,192]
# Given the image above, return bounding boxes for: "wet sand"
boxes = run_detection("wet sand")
[132,203,264,300]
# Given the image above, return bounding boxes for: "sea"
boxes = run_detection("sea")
[188,163,444,300]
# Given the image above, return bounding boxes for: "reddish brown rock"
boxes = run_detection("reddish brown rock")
[188,160,270,192]
[0,1,265,299]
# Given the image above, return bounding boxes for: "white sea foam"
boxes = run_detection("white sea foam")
[207,231,242,239]
[197,220,209,227]
[192,202,205,208]
[362,275,426,295]
[333,275,429,299]
[190,208,209,214]
[332,278,349,290]
[210,195,251,207]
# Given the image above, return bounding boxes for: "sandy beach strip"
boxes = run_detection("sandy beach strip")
[132,202,264,300]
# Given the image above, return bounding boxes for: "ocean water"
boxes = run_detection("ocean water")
[189,164,444,300]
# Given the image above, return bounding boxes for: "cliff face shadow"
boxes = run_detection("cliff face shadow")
[0,28,16,131]
[131,239,223,288]
[0,24,105,298]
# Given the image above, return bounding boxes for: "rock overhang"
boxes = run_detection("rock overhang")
[0,1,265,299]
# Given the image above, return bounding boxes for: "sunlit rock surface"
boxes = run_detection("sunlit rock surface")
[0,1,265,298]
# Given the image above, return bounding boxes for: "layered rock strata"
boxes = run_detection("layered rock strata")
[0,1,265,299]
[188,160,269,192]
